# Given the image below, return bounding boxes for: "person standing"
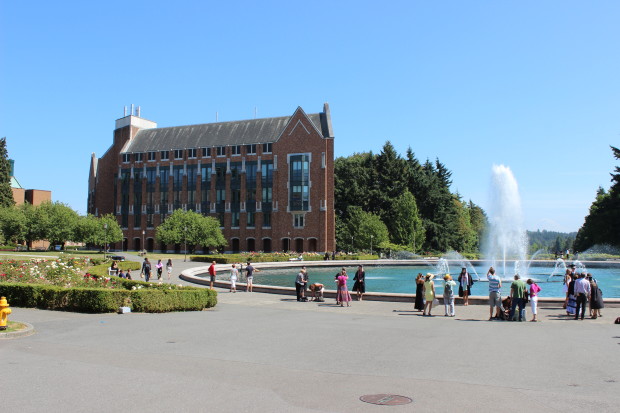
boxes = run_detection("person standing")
[336,268,352,307]
[566,275,577,316]
[245,261,260,292]
[423,274,436,316]
[443,274,456,317]
[166,259,173,280]
[487,267,502,320]
[230,264,239,293]
[295,266,307,301]
[141,258,152,282]
[589,277,604,319]
[509,274,527,321]
[563,269,572,309]
[156,259,163,280]
[414,273,425,311]
[458,267,471,306]
[527,279,541,322]
[208,261,217,289]
[352,265,366,301]
[573,273,591,320]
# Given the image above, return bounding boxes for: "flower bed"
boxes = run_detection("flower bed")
[0,257,216,313]
[191,252,378,264]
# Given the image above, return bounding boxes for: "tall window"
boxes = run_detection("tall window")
[173,166,183,210]
[261,160,273,212]
[263,212,271,228]
[289,154,310,211]
[133,169,143,228]
[120,170,130,227]
[215,164,226,213]
[187,165,197,206]
[201,164,211,213]
[159,168,169,215]
[246,162,257,213]
[247,212,255,227]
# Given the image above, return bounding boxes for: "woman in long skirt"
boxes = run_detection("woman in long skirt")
[566,275,577,316]
[336,268,352,307]
[414,273,425,311]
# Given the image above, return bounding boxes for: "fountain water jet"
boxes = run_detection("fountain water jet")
[484,165,529,280]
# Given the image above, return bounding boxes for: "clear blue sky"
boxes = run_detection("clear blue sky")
[1,1,618,233]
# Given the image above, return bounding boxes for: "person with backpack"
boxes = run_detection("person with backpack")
[443,274,456,317]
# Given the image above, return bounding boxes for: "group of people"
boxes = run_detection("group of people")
[206,261,261,292]
[140,258,173,282]
[414,264,607,322]
[414,267,473,317]
[109,261,133,279]
[563,266,604,320]
[292,265,366,307]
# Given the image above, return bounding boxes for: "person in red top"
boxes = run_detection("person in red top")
[208,261,217,289]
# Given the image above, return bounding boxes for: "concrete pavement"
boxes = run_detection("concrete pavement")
[2,282,619,412]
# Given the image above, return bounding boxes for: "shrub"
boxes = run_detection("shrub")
[0,282,217,313]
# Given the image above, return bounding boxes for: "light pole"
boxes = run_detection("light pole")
[103,223,108,260]
[142,230,145,256]
[184,226,187,262]
[370,235,374,256]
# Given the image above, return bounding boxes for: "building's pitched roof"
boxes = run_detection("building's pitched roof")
[124,112,328,153]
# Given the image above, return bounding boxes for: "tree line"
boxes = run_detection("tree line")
[574,146,620,252]
[335,141,487,254]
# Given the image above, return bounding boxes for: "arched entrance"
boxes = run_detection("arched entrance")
[281,238,290,252]
[247,238,256,252]
[146,238,154,252]
[133,238,141,252]
[263,238,272,253]
[295,238,304,253]
[160,242,167,253]
[123,238,128,251]
[231,238,240,253]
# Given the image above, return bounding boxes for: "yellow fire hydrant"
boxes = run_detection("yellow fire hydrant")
[0,296,11,330]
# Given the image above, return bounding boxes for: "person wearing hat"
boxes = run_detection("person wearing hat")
[423,273,436,316]
[443,274,456,317]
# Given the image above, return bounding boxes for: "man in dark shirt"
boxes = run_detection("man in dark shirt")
[245,261,260,292]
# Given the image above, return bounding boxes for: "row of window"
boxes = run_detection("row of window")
[123,211,306,229]
[122,143,273,163]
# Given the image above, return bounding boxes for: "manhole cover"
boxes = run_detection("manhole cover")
[360,394,412,406]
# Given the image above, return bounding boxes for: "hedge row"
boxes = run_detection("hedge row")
[0,283,217,313]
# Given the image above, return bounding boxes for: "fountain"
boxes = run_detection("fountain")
[547,258,567,282]
[484,165,529,280]
[435,258,450,276]
[442,251,481,280]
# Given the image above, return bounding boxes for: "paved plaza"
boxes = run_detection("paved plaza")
[2,258,619,412]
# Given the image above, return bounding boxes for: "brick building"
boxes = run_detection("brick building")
[88,104,335,253]
[10,160,52,249]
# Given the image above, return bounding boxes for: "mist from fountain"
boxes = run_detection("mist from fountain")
[547,258,567,282]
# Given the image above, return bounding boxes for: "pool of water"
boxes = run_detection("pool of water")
[223,264,620,298]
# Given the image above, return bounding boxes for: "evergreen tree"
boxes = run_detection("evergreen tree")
[0,138,15,207]
[386,191,425,251]
[574,146,620,251]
